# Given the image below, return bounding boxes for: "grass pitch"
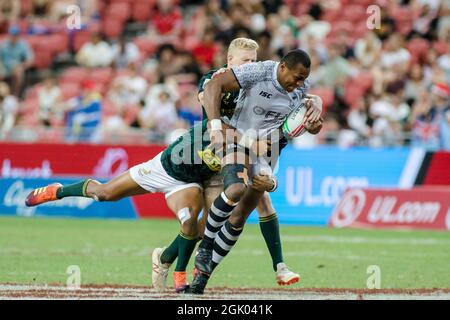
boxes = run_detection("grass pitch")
[0,216,449,290]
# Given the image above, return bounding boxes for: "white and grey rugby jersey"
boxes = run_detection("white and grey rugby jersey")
[227,60,310,138]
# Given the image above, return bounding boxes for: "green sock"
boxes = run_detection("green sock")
[175,232,198,272]
[259,213,283,271]
[160,235,179,264]
[56,179,92,199]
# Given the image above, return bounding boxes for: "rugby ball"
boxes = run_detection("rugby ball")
[282,99,307,138]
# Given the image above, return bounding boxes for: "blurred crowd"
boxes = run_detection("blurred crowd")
[0,0,449,149]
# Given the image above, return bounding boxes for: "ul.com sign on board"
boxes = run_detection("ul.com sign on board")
[330,188,450,231]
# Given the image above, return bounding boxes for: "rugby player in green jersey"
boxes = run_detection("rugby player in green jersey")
[24,117,273,293]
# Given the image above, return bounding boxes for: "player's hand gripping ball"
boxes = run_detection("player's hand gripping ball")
[282,98,308,138]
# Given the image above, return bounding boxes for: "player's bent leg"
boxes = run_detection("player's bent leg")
[155,186,203,293]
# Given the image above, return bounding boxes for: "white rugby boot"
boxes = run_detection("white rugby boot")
[276,262,300,286]
[152,247,171,291]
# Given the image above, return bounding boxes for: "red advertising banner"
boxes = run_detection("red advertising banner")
[423,152,450,186]
[330,188,450,231]
[0,142,165,178]
[0,142,174,219]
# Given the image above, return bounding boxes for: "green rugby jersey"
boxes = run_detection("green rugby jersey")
[198,65,239,120]
[160,119,220,183]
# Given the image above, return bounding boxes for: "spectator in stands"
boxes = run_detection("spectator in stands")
[379,33,411,74]
[190,0,230,37]
[137,89,182,139]
[354,31,382,69]
[315,42,355,88]
[75,32,114,68]
[0,25,34,97]
[0,81,18,139]
[215,4,251,44]
[334,29,355,60]
[175,51,203,84]
[347,96,373,144]
[410,0,440,40]
[297,14,331,46]
[64,79,102,142]
[277,4,299,38]
[266,13,283,52]
[275,25,298,59]
[147,0,183,46]
[404,63,432,104]
[108,63,147,111]
[410,87,441,150]
[192,27,220,71]
[111,37,141,70]
[370,85,410,146]
[0,0,20,34]
[299,33,328,64]
[38,74,63,127]
[154,44,181,81]
[256,31,276,62]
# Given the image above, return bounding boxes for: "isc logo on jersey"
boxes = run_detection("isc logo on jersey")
[282,98,308,138]
[259,91,272,99]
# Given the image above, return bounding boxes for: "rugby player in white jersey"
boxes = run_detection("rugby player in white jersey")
[187,49,323,294]
[153,38,301,291]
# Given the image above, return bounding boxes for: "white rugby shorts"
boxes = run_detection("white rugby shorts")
[129,152,202,198]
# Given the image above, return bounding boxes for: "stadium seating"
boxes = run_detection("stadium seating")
[309,87,335,112]
[60,67,90,85]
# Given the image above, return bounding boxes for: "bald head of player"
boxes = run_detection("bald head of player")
[277,49,311,92]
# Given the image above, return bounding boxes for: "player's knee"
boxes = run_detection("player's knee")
[228,214,245,229]
[224,182,246,203]
[181,218,198,237]
[223,164,248,202]
[177,207,198,236]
